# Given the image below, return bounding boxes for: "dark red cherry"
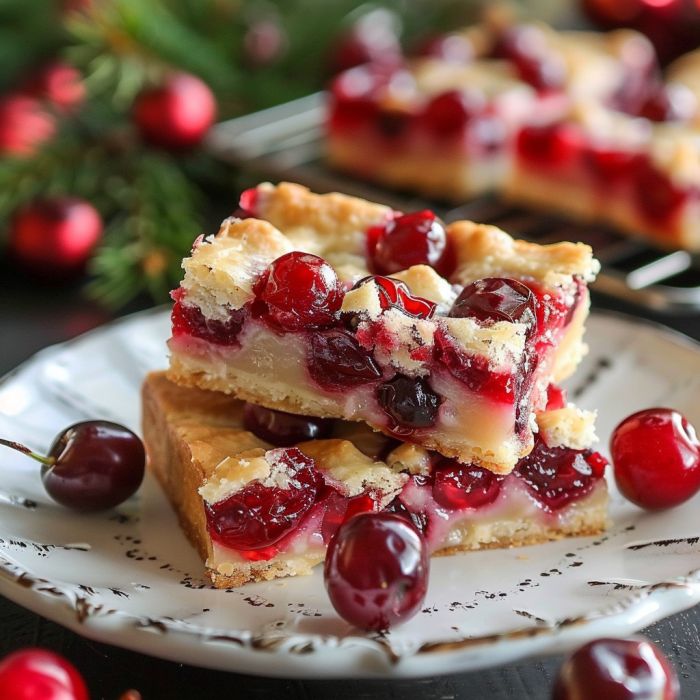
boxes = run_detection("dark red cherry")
[545,384,567,411]
[377,375,441,431]
[354,275,437,320]
[517,123,583,168]
[307,329,383,390]
[515,439,606,511]
[320,490,376,544]
[639,83,697,123]
[1,421,145,512]
[449,277,538,332]
[634,162,689,224]
[171,293,246,346]
[324,512,429,631]
[205,448,322,550]
[253,251,342,332]
[384,496,429,534]
[417,33,474,63]
[584,145,640,185]
[611,408,700,510]
[372,211,454,277]
[329,66,381,130]
[421,89,485,137]
[432,459,503,510]
[0,648,89,700]
[233,187,258,218]
[553,637,679,700]
[243,403,334,446]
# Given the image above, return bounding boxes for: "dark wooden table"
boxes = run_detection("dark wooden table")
[2,268,700,699]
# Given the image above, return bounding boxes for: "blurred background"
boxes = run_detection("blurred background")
[0,0,699,317]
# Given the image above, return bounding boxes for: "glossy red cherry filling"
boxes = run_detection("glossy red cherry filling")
[243,403,334,446]
[233,187,259,218]
[320,489,376,544]
[517,123,583,169]
[370,211,455,277]
[633,162,691,224]
[253,251,343,332]
[171,292,247,346]
[205,447,323,551]
[515,438,607,511]
[583,145,641,185]
[328,65,386,131]
[420,89,485,137]
[353,275,437,320]
[449,277,538,332]
[638,83,697,123]
[377,374,442,432]
[307,329,382,390]
[432,459,504,510]
[545,384,567,411]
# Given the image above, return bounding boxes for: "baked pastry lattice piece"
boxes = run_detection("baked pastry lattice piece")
[143,372,608,588]
[168,182,598,474]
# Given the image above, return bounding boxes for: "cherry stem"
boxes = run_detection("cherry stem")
[0,438,54,467]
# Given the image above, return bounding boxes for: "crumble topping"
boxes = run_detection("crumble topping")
[537,406,598,450]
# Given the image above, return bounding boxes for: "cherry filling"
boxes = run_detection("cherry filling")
[369,211,455,277]
[243,403,334,446]
[377,374,442,432]
[307,329,382,390]
[517,123,583,169]
[514,438,607,511]
[353,275,437,321]
[432,459,504,510]
[633,161,691,224]
[205,448,323,551]
[420,89,485,137]
[171,291,247,346]
[253,251,343,332]
[417,33,474,63]
[320,489,376,544]
[583,145,641,185]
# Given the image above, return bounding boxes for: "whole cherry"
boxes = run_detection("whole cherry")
[610,408,700,510]
[324,512,429,631]
[0,420,145,511]
[552,637,679,700]
[0,648,89,700]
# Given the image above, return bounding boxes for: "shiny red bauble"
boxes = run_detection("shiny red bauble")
[133,72,217,150]
[611,408,700,510]
[23,61,85,111]
[553,637,679,700]
[0,648,89,700]
[324,512,429,631]
[9,197,103,279]
[0,94,55,157]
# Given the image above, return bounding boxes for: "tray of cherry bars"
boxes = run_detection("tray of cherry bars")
[207,13,700,314]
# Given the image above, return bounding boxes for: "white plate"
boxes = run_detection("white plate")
[1,309,700,679]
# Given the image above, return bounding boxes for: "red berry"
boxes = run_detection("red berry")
[639,83,697,123]
[553,637,679,700]
[450,277,538,331]
[41,420,145,511]
[584,145,640,184]
[133,72,216,150]
[611,408,700,510]
[0,648,89,700]
[517,123,583,168]
[254,252,343,332]
[329,65,382,130]
[372,211,454,276]
[320,491,376,544]
[634,162,689,224]
[421,89,485,137]
[432,460,503,510]
[545,384,567,411]
[243,403,333,446]
[206,448,322,551]
[324,512,429,631]
[23,61,85,111]
[9,198,102,279]
[307,329,382,390]
[171,293,247,345]
[516,439,607,511]
[377,375,442,431]
[0,94,55,156]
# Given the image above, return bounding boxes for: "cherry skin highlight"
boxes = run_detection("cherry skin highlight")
[552,637,679,700]
[243,403,334,446]
[610,408,700,510]
[0,647,89,700]
[254,251,343,332]
[432,460,503,510]
[324,512,429,631]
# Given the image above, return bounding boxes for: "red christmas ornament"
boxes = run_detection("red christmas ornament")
[133,72,217,150]
[0,94,55,156]
[23,61,85,111]
[243,19,287,68]
[0,648,89,700]
[9,198,103,280]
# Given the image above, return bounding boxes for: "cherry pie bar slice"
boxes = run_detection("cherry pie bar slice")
[167,182,599,473]
[326,17,700,250]
[142,372,608,588]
